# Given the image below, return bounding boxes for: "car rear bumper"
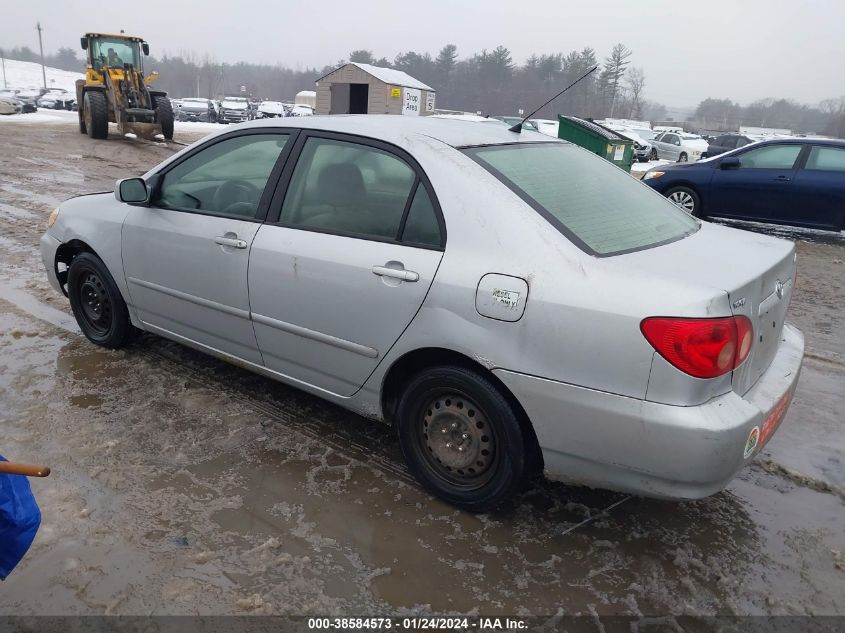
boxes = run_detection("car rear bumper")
[40,232,63,294]
[494,322,804,500]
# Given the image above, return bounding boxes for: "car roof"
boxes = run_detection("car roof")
[233,114,561,148]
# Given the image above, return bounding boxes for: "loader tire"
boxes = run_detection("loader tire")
[156,98,174,140]
[84,91,108,140]
[78,112,86,134]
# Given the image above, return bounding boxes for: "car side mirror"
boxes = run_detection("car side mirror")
[142,42,150,56]
[116,178,149,205]
[720,157,741,170]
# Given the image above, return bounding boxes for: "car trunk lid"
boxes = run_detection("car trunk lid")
[613,222,796,395]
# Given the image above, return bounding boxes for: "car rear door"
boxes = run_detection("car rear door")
[784,144,845,230]
[248,132,445,397]
[708,143,804,222]
[121,130,295,363]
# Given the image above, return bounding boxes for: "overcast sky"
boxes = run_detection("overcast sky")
[2,0,843,108]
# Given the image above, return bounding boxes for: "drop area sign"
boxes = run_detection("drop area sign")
[402,88,421,116]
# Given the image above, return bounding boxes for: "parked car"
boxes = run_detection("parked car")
[702,134,764,158]
[289,104,314,117]
[651,131,708,162]
[0,96,23,115]
[256,101,287,118]
[217,96,253,124]
[177,98,217,123]
[41,116,803,511]
[0,90,36,114]
[605,124,655,162]
[37,89,75,111]
[643,138,845,231]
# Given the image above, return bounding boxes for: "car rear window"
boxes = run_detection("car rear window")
[463,143,699,256]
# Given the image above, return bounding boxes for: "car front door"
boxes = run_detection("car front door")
[708,143,804,223]
[248,132,445,396]
[660,133,680,160]
[121,130,295,363]
[786,144,845,229]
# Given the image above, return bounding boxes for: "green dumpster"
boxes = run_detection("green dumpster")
[557,115,634,172]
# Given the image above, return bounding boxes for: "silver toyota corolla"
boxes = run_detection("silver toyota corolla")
[40,116,804,511]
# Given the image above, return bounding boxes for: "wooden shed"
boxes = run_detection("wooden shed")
[315,62,435,116]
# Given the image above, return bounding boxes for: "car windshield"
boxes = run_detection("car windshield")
[91,37,141,71]
[464,143,699,256]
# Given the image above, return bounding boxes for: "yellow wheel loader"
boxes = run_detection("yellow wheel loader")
[76,32,173,140]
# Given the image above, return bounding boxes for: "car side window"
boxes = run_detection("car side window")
[721,136,738,149]
[280,137,417,241]
[737,144,802,169]
[735,137,751,148]
[157,133,290,218]
[664,134,679,145]
[401,184,442,247]
[804,146,845,172]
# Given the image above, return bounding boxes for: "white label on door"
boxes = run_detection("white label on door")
[614,145,625,161]
[403,88,421,116]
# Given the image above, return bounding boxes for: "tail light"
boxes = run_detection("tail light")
[640,316,753,379]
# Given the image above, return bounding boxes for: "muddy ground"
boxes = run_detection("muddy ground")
[0,120,843,620]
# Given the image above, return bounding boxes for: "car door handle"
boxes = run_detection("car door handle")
[214,236,248,249]
[773,175,791,182]
[372,265,419,282]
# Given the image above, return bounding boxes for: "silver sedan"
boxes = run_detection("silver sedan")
[40,116,804,511]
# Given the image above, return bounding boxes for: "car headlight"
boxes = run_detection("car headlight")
[643,171,664,181]
[47,207,59,227]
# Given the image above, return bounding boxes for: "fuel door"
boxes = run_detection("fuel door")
[475,273,529,322]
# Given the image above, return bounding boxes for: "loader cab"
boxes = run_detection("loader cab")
[81,33,148,76]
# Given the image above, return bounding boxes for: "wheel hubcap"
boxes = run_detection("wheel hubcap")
[669,191,695,213]
[78,272,112,334]
[421,394,495,483]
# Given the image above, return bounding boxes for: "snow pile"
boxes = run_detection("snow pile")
[1,58,84,93]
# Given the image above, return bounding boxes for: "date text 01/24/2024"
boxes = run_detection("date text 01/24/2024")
[307,616,528,630]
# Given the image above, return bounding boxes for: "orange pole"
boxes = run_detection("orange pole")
[0,462,51,477]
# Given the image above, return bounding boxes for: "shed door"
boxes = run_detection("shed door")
[350,84,369,114]
[329,83,350,114]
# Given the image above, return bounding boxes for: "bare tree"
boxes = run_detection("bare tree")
[626,67,646,119]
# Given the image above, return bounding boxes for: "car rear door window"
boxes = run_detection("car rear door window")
[280,137,417,241]
[400,184,442,247]
[737,144,802,169]
[157,133,290,218]
[465,143,698,256]
[804,146,845,171]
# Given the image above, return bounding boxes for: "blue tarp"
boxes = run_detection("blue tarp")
[0,456,41,580]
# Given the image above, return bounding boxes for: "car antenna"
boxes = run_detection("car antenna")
[509,65,599,133]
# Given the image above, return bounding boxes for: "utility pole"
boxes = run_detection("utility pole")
[36,21,46,90]
[1,49,7,89]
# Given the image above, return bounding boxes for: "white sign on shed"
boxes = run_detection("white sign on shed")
[425,91,435,113]
[402,88,421,116]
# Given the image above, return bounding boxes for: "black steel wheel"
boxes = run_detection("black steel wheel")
[678,152,688,162]
[67,252,134,348]
[650,148,658,161]
[396,366,527,512]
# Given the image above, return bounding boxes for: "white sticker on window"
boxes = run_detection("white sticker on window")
[492,289,520,309]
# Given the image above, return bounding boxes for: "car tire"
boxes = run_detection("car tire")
[650,148,658,161]
[84,91,108,139]
[665,186,701,217]
[396,366,527,512]
[678,152,688,163]
[67,252,135,348]
[78,111,87,134]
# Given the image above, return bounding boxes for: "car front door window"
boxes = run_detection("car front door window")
[157,133,290,218]
[737,144,802,169]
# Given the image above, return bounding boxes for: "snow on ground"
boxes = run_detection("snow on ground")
[1,59,84,93]
[0,107,224,136]
[631,158,672,175]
